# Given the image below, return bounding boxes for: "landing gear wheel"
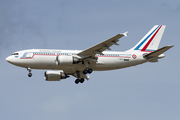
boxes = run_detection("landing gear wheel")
[80,78,85,83]
[83,69,88,74]
[88,69,93,74]
[27,68,32,77]
[75,79,80,84]
[28,73,32,77]
[83,68,93,74]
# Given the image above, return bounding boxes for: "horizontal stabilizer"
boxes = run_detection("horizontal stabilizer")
[144,45,174,58]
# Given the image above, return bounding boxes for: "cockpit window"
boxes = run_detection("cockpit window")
[12,53,19,55]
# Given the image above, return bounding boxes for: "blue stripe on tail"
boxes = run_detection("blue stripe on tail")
[134,25,160,50]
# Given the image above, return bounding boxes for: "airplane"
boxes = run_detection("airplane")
[6,25,173,84]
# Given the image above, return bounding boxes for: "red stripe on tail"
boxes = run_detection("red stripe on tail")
[141,25,162,52]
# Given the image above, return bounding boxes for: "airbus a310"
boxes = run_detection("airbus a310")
[6,25,173,84]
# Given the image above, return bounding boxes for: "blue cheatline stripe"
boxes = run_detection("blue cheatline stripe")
[21,52,28,58]
[134,25,160,50]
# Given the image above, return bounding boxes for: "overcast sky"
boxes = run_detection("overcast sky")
[0,0,179,120]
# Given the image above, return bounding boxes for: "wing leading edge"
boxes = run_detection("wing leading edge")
[77,32,128,58]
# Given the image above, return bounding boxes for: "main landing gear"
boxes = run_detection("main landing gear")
[75,78,85,84]
[83,68,93,74]
[27,68,32,77]
[75,68,93,84]
[75,71,86,84]
[75,60,93,84]
[82,60,93,75]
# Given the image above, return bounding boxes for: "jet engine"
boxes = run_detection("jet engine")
[55,56,81,65]
[44,70,69,81]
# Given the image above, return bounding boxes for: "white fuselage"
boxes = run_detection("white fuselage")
[6,49,147,74]
[5,25,172,83]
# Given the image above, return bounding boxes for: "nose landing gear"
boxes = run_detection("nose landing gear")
[27,68,32,77]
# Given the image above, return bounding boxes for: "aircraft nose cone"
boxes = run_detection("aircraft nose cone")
[6,56,13,63]
[6,56,11,62]
[6,56,19,65]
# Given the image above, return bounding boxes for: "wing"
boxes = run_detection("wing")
[77,32,128,58]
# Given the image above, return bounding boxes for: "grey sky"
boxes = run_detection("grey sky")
[1,0,179,120]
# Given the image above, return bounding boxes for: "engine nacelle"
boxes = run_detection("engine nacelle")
[44,70,69,81]
[56,56,81,65]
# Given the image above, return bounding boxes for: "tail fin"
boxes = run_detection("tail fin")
[128,25,166,52]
